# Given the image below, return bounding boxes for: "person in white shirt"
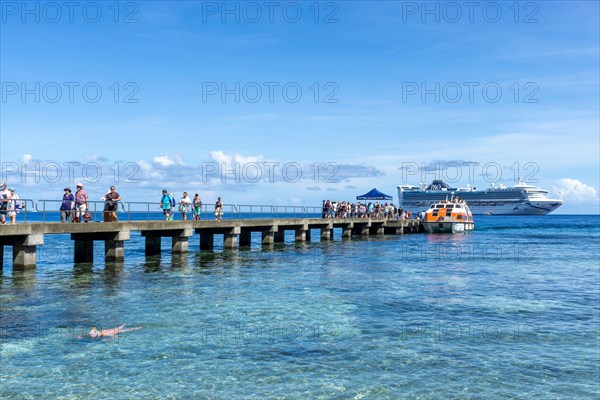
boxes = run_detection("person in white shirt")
[7,188,21,224]
[179,192,192,221]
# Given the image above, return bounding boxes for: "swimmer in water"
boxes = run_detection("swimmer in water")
[77,325,143,339]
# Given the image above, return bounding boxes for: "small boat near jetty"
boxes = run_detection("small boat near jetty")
[423,199,474,233]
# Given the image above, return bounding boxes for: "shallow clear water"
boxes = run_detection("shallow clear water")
[1,215,599,399]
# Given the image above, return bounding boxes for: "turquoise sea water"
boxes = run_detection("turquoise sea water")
[1,215,599,399]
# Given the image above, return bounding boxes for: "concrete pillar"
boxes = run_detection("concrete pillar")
[200,233,214,250]
[320,228,332,240]
[295,229,307,242]
[274,230,285,243]
[12,234,43,271]
[145,236,161,256]
[74,239,94,263]
[13,245,37,271]
[262,231,274,246]
[370,224,384,235]
[223,233,238,249]
[239,230,252,247]
[172,236,189,254]
[342,227,352,239]
[360,225,370,236]
[105,240,125,262]
[306,229,312,242]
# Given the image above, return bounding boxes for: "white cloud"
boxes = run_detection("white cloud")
[553,178,599,204]
[209,150,264,168]
[153,153,185,167]
[22,154,32,163]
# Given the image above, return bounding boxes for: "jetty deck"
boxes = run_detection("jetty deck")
[0,218,421,270]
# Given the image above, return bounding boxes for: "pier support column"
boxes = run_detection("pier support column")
[274,230,285,243]
[13,245,37,270]
[239,230,252,247]
[200,233,214,251]
[74,239,94,263]
[320,228,332,241]
[172,236,189,254]
[145,236,161,256]
[105,231,129,262]
[223,227,240,250]
[172,228,193,254]
[295,229,308,242]
[223,234,238,249]
[359,225,370,236]
[262,231,274,246]
[105,240,125,262]
[342,227,352,239]
[370,224,384,235]
[12,234,43,271]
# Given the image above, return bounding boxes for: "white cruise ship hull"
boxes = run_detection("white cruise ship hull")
[468,201,563,215]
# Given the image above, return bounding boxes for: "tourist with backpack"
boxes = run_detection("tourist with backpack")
[160,190,173,221]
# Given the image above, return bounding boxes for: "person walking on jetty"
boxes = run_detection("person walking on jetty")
[214,197,223,221]
[60,187,75,223]
[160,190,174,221]
[7,188,22,224]
[74,183,88,223]
[0,182,10,224]
[179,192,192,221]
[193,193,202,220]
[102,186,121,222]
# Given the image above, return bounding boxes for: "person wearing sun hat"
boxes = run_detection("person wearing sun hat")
[74,183,89,223]
[60,187,75,223]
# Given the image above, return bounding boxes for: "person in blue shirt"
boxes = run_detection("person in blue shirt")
[160,189,173,221]
[60,188,75,223]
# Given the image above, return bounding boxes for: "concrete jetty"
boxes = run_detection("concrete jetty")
[0,218,421,270]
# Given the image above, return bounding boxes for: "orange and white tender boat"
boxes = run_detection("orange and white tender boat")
[423,199,474,233]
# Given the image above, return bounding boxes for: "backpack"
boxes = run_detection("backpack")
[170,195,176,209]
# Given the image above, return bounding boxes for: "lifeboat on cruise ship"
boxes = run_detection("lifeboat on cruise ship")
[423,199,475,233]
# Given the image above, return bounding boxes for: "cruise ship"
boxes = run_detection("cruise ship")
[397,179,563,215]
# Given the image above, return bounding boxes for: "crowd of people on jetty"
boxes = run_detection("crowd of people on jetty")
[321,200,422,220]
[1,182,422,225]
[0,182,226,224]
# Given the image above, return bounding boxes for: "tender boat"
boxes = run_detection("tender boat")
[422,199,475,233]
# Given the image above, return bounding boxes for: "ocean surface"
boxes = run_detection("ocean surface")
[1,215,599,399]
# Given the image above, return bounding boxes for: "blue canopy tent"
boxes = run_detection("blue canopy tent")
[356,188,393,201]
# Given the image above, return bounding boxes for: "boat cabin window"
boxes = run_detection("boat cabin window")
[446,204,454,208]
[455,205,462,208]
[435,205,444,208]
[429,205,436,209]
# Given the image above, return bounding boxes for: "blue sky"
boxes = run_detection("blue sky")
[1,1,598,213]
